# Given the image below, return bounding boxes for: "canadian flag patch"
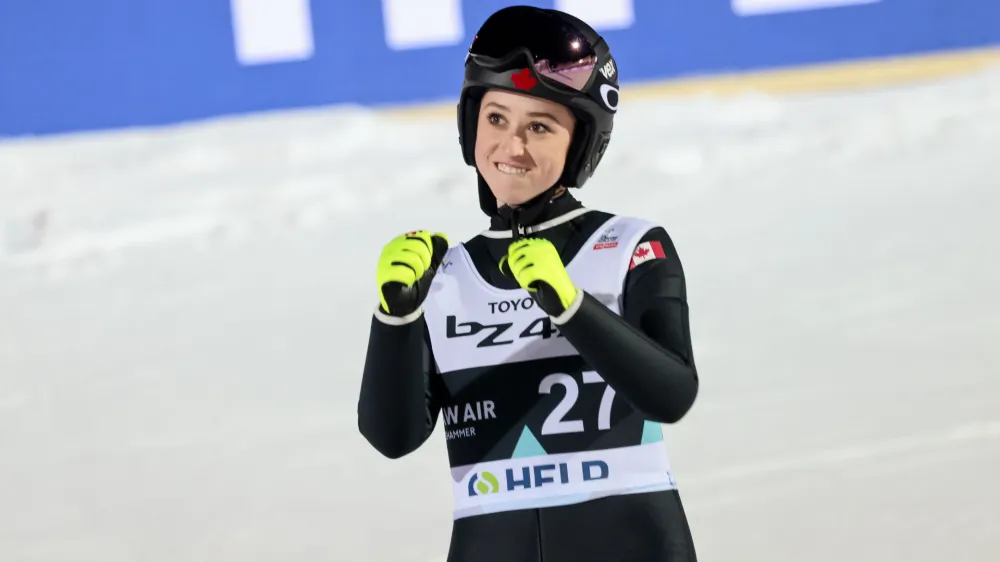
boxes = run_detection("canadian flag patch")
[629,240,666,270]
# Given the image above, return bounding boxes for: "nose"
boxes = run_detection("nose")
[499,130,526,157]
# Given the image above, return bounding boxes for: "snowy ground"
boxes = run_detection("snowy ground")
[2,66,1000,562]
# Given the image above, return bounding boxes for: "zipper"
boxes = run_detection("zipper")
[535,509,544,562]
[510,207,523,241]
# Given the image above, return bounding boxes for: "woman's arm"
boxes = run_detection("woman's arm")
[554,228,699,423]
[357,311,441,458]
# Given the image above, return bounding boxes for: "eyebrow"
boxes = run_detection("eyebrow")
[484,102,561,122]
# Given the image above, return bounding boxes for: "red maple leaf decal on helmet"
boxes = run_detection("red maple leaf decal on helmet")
[634,246,650,258]
[511,69,537,90]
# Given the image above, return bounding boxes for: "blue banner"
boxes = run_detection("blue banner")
[1,0,998,137]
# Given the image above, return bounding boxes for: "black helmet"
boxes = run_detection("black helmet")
[457,6,620,216]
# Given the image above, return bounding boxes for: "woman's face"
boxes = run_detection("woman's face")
[474,89,576,207]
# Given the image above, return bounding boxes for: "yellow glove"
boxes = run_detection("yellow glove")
[376,230,449,316]
[506,238,578,316]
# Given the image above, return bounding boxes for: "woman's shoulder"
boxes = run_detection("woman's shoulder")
[588,211,670,239]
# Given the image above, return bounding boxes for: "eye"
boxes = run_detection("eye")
[529,122,552,134]
[486,112,506,126]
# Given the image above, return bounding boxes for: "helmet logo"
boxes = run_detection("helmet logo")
[598,60,616,80]
[511,69,537,91]
[600,84,619,112]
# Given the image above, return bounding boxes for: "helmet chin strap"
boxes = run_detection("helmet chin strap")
[477,172,564,224]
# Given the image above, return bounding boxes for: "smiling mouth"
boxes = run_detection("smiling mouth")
[495,162,529,176]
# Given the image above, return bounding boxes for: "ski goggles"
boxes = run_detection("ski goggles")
[467,6,608,93]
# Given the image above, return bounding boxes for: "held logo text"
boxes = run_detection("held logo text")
[468,460,610,496]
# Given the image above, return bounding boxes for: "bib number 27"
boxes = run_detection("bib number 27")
[538,371,615,435]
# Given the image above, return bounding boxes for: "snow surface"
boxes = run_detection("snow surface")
[2,66,1000,562]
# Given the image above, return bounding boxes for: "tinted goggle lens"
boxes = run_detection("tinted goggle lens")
[468,7,600,92]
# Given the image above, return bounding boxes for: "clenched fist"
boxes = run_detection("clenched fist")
[376,230,450,316]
